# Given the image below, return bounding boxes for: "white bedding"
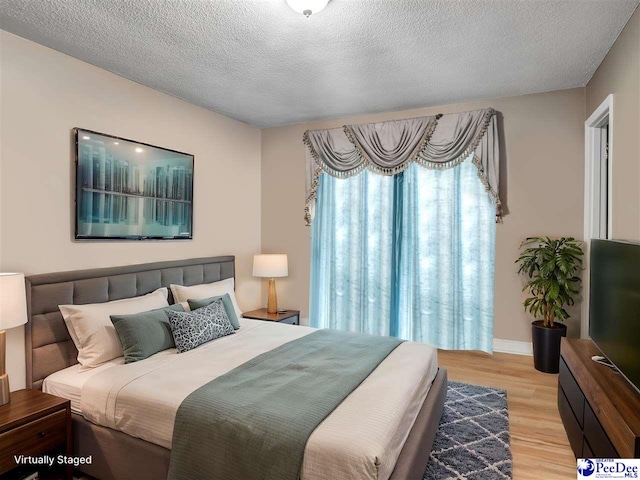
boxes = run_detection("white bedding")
[49,318,438,480]
[42,358,124,414]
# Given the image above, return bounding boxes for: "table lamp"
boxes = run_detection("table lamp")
[0,273,28,406]
[253,254,288,314]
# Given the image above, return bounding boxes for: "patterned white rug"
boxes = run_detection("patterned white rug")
[424,381,513,479]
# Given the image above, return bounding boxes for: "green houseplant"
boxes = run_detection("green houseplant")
[516,237,584,373]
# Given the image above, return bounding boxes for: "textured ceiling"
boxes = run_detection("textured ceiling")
[1,0,638,127]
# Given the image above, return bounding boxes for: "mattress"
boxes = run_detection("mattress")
[46,318,438,480]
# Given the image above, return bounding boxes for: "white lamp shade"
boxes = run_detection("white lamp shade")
[0,273,28,330]
[253,254,288,278]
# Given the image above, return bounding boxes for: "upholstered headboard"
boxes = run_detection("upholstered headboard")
[25,256,235,390]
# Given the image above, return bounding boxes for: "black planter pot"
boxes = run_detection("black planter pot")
[531,320,567,373]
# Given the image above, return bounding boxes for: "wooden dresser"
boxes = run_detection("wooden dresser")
[559,338,640,458]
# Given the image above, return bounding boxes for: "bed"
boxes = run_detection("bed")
[25,256,447,480]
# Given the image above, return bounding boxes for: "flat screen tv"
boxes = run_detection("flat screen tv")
[75,129,194,240]
[589,239,640,392]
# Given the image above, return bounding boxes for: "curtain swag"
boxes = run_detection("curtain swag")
[303,108,502,225]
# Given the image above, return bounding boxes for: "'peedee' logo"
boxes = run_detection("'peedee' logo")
[578,459,595,477]
[578,459,640,479]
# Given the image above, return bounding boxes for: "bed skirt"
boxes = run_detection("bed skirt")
[73,368,447,480]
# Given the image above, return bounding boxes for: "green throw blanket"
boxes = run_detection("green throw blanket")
[168,329,404,480]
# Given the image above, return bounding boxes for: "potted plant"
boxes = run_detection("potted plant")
[516,237,584,373]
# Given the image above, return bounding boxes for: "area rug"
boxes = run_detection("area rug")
[424,381,513,479]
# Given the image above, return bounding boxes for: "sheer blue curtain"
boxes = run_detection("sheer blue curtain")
[310,156,495,352]
[309,169,396,335]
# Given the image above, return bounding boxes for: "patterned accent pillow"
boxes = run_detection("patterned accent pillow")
[167,299,235,353]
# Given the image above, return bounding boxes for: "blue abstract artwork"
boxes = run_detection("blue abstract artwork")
[75,129,194,240]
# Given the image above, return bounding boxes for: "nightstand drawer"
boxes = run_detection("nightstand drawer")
[279,315,299,325]
[0,409,67,473]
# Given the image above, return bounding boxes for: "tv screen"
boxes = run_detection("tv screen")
[75,128,194,240]
[589,239,640,392]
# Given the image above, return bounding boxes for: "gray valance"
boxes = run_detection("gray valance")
[304,108,501,225]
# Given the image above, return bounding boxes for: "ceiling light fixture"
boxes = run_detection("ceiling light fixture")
[82,135,90,140]
[286,0,329,17]
[135,147,143,153]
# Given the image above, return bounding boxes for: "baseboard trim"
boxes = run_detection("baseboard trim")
[493,338,532,356]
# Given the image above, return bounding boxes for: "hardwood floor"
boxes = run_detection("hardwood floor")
[438,349,576,480]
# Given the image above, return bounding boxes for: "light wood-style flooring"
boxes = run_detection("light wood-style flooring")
[438,349,575,480]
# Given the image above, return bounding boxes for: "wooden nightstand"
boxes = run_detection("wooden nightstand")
[242,308,300,326]
[0,389,72,480]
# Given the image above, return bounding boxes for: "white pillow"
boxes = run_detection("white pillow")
[60,287,169,369]
[170,278,242,317]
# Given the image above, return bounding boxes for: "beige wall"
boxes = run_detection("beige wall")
[586,7,640,241]
[261,88,587,344]
[0,32,264,390]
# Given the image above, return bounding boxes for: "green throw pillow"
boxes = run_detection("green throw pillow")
[111,304,184,363]
[188,293,240,330]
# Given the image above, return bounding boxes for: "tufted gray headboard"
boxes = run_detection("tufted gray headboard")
[25,256,235,390]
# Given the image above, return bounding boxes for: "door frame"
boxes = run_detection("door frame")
[582,94,613,338]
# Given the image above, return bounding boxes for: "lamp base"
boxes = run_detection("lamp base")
[0,329,8,406]
[267,278,278,314]
[0,374,9,407]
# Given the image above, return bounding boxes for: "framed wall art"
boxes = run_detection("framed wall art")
[75,128,194,240]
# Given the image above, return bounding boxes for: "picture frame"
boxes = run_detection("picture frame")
[74,128,194,240]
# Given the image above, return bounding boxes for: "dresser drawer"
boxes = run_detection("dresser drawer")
[583,438,594,458]
[0,409,67,473]
[558,385,583,457]
[584,401,618,458]
[559,357,585,427]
